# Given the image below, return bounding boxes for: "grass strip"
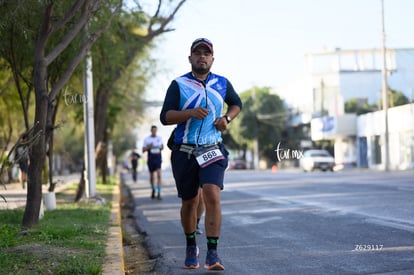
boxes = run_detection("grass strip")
[0,180,115,275]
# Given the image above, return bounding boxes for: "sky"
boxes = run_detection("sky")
[128,0,414,162]
[143,0,414,101]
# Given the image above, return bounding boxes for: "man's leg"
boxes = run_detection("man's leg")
[171,149,201,269]
[181,195,200,269]
[19,170,25,189]
[181,196,199,236]
[202,183,224,270]
[156,168,162,199]
[202,184,221,236]
[23,172,27,186]
[19,170,23,187]
[196,189,205,234]
[149,170,156,199]
[132,167,137,182]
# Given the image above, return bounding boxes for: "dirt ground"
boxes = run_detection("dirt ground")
[121,185,157,274]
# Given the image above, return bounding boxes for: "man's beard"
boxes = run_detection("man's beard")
[192,66,210,75]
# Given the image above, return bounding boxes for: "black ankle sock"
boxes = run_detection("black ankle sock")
[186,231,196,246]
[207,236,218,250]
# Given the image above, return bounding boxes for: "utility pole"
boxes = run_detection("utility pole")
[381,0,390,171]
[320,79,325,117]
[252,88,259,170]
[83,24,97,197]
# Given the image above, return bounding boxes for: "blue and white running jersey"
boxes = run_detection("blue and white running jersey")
[160,72,242,146]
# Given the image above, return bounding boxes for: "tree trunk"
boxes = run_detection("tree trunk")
[96,141,108,184]
[74,83,110,198]
[94,84,110,183]
[47,134,56,192]
[22,61,48,229]
[21,0,124,228]
[94,84,109,147]
[74,164,86,202]
[101,127,109,183]
[47,94,60,192]
[22,5,50,228]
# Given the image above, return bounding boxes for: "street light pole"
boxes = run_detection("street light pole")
[381,0,390,171]
[252,88,259,170]
[83,23,97,197]
[320,79,325,117]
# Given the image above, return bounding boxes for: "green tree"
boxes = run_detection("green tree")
[90,4,179,182]
[0,0,188,228]
[0,1,39,185]
[27,0,123,229]
[376,88,410,110]
[0,0,123,229]
[0,2,37,131]
[0,61,25,184]
[346,89,410,115]
[344,98,376,115]
[228,87,286,167]
[389,89,409,107]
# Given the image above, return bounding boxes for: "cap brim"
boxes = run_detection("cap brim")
[191,42,213,53]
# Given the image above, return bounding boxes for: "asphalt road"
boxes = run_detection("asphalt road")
[125,168,414,275]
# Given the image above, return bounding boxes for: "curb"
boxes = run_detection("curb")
[102,177,125,275]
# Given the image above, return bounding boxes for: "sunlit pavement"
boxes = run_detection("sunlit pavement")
[0,174,78,210]
[124,168,414,274]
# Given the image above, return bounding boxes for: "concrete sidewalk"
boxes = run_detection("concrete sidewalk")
[0,174,79,210]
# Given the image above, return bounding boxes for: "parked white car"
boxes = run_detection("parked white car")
[300,149,335,172]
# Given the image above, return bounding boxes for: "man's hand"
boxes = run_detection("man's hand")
[190,107,209,119]
[214,117,228,132]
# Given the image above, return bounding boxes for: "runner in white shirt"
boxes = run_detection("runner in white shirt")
[142,125,164,199]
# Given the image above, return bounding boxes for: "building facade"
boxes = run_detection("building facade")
[306,48,414,116]
[357,103,414,170]
[282,48,414,170]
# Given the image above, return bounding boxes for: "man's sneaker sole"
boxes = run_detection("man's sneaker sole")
[204,262,225,270]
[184,263,200,269]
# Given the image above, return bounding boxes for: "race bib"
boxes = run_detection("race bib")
[194,145,224,168]
[150,148,161,154]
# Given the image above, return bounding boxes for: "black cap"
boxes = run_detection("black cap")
[190,38,213,53]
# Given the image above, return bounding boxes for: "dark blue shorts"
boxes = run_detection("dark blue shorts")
[147,154,162,172]
[171,143,229,200]
[19,161,28,173]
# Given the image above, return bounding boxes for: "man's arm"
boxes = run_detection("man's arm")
[224,105,241,122]
[214,79,242,131]
[224,80,242,121]
[165,108,210,124]
[214,105,241,132]
[142,139,150,153]
[160,80,210,125]
[160,81,180,125]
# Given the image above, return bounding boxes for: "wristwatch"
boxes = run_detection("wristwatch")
[223,115,231,123]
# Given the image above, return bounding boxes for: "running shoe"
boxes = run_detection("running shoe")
[183,245,199,269]
[204,249,224,270]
